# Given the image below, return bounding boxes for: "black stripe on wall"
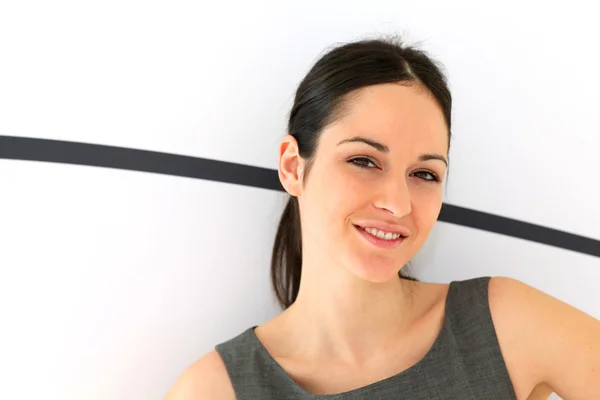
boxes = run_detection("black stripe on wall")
[1,135,598,258]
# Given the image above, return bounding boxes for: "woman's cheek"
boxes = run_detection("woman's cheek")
[413,194,443,226]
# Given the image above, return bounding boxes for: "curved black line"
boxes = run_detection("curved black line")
[1,135,599,258]
[0,135,282,191]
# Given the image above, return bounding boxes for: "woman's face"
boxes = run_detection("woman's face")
[288,82,449,283]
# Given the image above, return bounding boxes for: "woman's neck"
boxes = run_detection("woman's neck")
[277,256,422,366]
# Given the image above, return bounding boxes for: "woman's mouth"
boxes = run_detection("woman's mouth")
[353,224,406,249]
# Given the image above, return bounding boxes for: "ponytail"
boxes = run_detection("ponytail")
[270,196,303,309]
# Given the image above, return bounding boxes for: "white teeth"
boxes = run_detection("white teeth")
[363,227,402,240]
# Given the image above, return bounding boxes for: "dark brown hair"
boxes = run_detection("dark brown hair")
[271,34,452,310]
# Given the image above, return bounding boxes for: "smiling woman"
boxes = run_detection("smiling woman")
[164,35,600,400]
[281,80,450,287]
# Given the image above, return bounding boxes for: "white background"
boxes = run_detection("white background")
[1,1,598,399]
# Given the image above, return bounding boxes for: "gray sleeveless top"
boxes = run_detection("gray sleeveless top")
[215,276,517,399]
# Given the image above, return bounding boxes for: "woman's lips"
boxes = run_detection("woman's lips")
[354,224,406,249]
[352,220,411,237]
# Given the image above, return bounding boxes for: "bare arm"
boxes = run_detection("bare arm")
[491,277,600,400]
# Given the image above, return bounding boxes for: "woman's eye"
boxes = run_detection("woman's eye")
[414,171,440,182]
[349,159,440,183]
[349,157,377,169]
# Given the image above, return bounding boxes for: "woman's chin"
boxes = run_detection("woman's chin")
[347,261,400,283]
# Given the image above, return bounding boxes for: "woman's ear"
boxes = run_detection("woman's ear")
[278,135,303,197]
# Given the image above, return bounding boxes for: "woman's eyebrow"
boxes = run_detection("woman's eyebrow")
[337,136,448,166]
[419,153,448,166]
[337,136,389,153]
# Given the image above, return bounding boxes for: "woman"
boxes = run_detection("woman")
[166,36,600,399]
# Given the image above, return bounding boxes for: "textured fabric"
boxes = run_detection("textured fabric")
[215,276,518,399]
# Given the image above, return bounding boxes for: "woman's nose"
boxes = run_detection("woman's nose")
[372,178,412,216]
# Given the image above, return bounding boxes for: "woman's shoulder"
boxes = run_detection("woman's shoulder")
[485,276,587,399]
[163,349,235,400]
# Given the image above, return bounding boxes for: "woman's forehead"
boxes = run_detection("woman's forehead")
[344,84,445,125]
[321,95,448,153]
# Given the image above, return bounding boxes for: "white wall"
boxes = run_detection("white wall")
[1,1,598,399]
